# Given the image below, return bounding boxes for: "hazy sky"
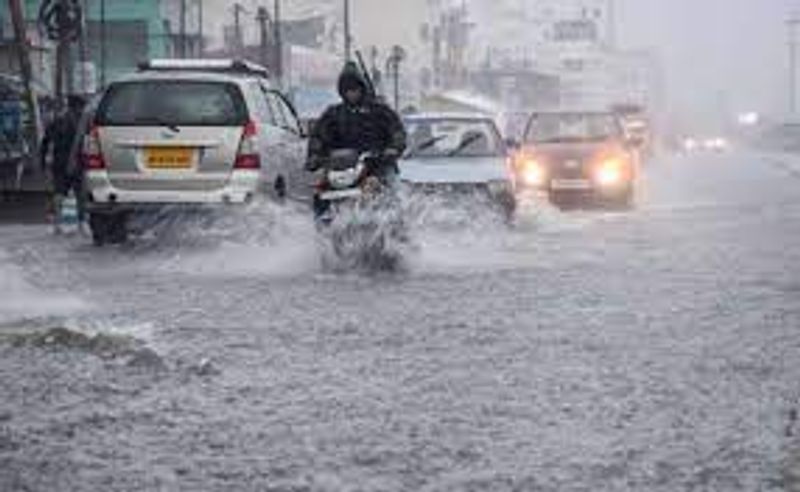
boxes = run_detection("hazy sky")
[201,0,795,124]
[616,0,795,125]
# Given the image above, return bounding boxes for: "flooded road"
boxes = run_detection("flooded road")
[1,151,800,491]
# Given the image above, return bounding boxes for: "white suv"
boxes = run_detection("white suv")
[84,59,308,245]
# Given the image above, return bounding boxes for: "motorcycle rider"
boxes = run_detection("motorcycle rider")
[306,62,407,217]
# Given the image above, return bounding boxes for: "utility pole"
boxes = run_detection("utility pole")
[256,7,270,69]
[387,45,406,110]
[232,3,245,57]
[77,0,89,94]
[54,0,69,100]
[179,0,187,57]
[8,0,42,179]
[196,0,204,57]
[606,0,616,49]
[100,0,106,87]
[789,17,800,114]
[274,0,282,84]
[343,0,351,61]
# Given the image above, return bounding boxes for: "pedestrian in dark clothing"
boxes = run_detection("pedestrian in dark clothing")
[307,62,407,180]
[41,95,86,231]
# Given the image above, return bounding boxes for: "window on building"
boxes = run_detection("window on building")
[553,20,598,42]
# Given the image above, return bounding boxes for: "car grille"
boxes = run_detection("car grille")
[549,159,589,179]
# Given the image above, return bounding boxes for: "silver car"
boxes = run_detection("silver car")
[401,113,517,219]
[84,59,307,245]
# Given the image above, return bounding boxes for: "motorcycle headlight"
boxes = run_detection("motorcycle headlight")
[328,167,361,189]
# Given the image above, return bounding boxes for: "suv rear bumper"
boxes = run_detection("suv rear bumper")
[86,170,260,209]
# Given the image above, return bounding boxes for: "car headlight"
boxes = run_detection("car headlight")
[596,159,625,186]
[521,159,545,187]
[703,138,728,150]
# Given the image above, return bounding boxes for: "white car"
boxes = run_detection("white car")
[401,113,516,218]
[84,59,307,245]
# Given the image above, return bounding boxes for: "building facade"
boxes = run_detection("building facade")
[0,0,184,94]
[468,0,662,112]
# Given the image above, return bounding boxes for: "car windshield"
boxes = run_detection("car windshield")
[524,113,621,143]
[96,80,248,126]
[405,119,504,158]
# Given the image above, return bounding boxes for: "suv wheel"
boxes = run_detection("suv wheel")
[89,211,129,246]
[89,213,108,246]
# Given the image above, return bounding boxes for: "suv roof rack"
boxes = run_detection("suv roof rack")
[138,59,270,78]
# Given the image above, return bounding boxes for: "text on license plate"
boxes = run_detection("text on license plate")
[551,179,591,190]
[145,147,193,169]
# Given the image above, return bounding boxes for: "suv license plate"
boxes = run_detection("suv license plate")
[146,147,193,169]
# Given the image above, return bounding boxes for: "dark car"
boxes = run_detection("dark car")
[512,111,638,208]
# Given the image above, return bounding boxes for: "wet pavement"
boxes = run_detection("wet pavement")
[1,150,799,491]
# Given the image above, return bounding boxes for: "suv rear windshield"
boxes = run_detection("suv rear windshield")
[96,80,248,126]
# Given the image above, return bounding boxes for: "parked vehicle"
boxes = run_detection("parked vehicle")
[84,59,307,245]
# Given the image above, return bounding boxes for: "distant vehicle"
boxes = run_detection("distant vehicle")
[622,118,653,154]
[84,59,307,245]
[612,104,653,157]
[682,136,729,153]
[401,113,517,219]
[514,111,638,208]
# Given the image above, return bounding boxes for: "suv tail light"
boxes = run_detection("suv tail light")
[83,126,106,170]
[234,120,261,170]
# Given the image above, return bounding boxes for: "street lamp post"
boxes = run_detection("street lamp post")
[343,0,351,61]
[274,0,282,84]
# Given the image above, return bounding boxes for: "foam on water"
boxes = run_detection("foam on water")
[0,247,88,324]
[148,200,323,278]
[405,193,608,272]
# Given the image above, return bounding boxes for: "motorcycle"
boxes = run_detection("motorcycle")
[314,149,409,271]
